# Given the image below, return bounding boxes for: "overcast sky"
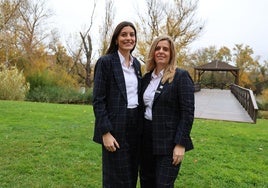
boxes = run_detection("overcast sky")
[47,0,268,62]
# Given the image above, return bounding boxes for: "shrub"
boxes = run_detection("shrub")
[25,67,94,104]
[26,84,93,104]
[258,110,268,119]
[261,89,268,110]
[0,65,29,100]
[256,88,268,119]
[257,88,268,110]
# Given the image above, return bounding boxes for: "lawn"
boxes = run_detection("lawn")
[0,100,267,188]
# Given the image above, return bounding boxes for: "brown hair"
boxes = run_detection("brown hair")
[146,35,177,83]
[106,21,137,55]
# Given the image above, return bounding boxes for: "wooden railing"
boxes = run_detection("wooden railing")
[230,84,258,123]
[194,82,201,92]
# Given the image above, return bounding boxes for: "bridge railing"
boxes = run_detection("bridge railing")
[194,82,201,92]
[230,84,258,123]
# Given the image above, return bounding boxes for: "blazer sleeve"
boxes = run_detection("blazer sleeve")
[93,56,113,136]
[174,69,195,150]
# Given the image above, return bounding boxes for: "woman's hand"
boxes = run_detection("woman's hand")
[102,132,120,152]
[172,144,185,166]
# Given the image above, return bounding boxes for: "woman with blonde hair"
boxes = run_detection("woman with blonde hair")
[140,35,195,188]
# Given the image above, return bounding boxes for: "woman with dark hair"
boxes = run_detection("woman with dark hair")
[93,21,142,188]
[140,35,195,188]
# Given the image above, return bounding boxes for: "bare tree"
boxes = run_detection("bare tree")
[99,0,115,56]
[165,0,202,48]
[71,0,114,88]
[139,0,164,42]
[63,1,97,88]
[78,1,98,88]
[135,0,164,59]
[17,0,52,59]
[136,0,204,66]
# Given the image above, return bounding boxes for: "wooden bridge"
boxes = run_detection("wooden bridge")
[194,84,258,123]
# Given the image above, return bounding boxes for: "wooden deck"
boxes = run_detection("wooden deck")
[194,89,253,123]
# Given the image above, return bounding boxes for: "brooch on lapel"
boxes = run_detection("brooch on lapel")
[155,84,164,94]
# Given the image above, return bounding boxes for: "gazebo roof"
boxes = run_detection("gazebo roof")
[194,60,239,71]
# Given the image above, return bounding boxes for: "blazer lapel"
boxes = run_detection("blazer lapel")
[111,54,127,101]
[154,80,165,101]
[133,59,142,93]
[133,59,142,79]
[142,72,152,94]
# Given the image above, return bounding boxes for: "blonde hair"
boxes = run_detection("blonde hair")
[146,35,177,84]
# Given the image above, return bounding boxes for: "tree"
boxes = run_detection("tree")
[62,1,97,89]
[136,0,204,67]
[233,44,259,88]
[78,1,98,88]
[189,45,218,67]
[0,0,21,32]
[98,0,115,56]
[260,60,268,80]
[0,0,22,67]
[17,0,52,60]
[0,0,53,73]
[216,46,232,63]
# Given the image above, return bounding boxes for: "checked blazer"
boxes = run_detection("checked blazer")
[93,52,142,145]
[142,68,195,155]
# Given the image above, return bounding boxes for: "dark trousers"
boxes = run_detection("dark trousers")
[140,119,181,188]
[102,108,140,188]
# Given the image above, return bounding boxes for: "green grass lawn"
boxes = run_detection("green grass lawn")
[0,100,267,188]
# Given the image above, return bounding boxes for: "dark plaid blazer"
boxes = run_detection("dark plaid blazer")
[142,68,195,155]
[93,52,142,144]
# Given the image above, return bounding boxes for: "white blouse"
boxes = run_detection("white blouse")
[118,51,138,109]
[143,69,164,120]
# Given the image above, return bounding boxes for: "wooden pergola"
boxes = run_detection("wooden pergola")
[194,60,240,85]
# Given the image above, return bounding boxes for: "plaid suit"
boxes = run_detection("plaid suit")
[140,68,195,188]
[93,52,142,188]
